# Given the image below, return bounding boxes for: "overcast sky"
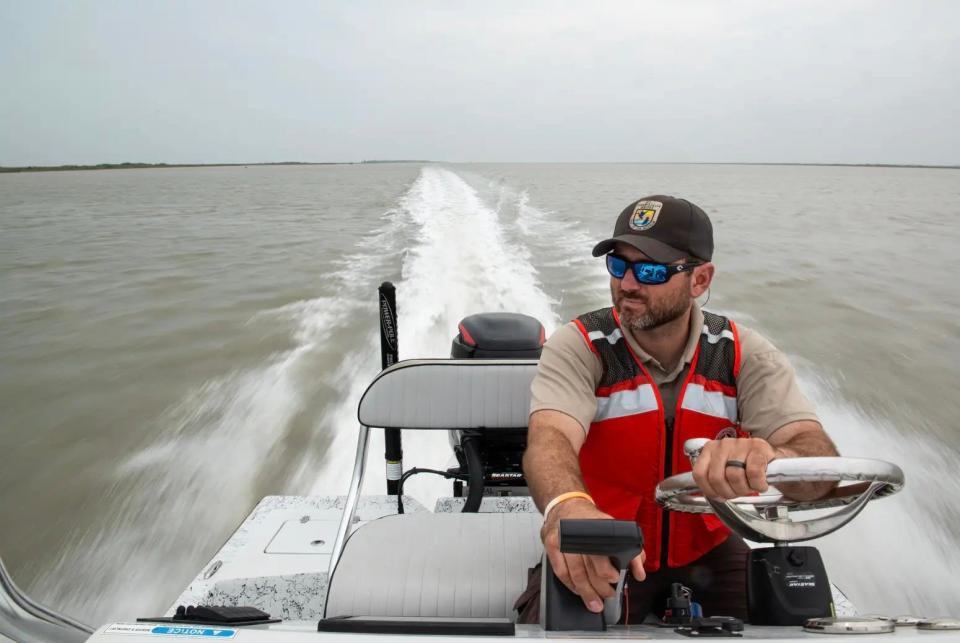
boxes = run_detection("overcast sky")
[2,1,958,166]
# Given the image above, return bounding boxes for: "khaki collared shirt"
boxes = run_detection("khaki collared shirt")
[530,304,819,440]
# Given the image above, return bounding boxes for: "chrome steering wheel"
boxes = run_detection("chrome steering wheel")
[654,438,904,543]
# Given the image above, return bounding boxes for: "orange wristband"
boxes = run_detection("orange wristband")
[543,491,594,520]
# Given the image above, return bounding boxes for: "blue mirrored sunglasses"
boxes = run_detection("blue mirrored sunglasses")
[605,254,703,285]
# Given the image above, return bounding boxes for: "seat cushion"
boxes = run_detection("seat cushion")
[325,512,543,619]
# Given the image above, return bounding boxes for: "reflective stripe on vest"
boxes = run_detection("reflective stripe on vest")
[702,324,734,345]
[680,378,738,424]
[575,307,742,572]
[595,383,658,422]
[587,328,624,346]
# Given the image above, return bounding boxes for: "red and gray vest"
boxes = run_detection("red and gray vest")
[574,307,743,572]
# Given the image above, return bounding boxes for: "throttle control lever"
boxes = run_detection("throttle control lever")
[541,519,644,631]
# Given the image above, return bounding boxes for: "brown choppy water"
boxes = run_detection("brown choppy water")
[1,163,958,625]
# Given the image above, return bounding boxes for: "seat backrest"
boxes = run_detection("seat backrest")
[325,513,542,619]
[357,359,539,430]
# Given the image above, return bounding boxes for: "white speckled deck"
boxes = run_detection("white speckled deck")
[167,495,425,620]
[435,496,537,513]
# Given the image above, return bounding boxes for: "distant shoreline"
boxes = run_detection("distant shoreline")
[0,160,431,174]
[0,160,957,174]
[678,162,960,170]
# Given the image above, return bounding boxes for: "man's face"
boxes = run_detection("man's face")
[609,242,694,333]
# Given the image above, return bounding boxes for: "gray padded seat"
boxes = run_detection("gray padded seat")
[325,512,542,619]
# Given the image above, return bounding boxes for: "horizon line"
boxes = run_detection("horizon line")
[2,160,959,173]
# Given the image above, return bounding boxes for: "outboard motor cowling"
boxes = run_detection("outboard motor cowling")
[449,313,544,509]
[451,313,545,359]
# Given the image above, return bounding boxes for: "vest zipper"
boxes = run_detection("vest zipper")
[660,417,674,570]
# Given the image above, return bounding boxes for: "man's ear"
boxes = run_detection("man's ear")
[690,263,714,297]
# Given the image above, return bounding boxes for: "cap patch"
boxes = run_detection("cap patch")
[629,200,663,231]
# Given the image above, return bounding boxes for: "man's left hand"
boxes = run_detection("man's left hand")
[692,437,786,500]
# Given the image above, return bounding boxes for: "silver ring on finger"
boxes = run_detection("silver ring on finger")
[725,460,747,469]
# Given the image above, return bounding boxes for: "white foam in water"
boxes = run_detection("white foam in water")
[795,367,960,616]
[34,344,320,622]
[514,191,608,302]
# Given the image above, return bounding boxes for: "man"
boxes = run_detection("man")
[516,195,838,623]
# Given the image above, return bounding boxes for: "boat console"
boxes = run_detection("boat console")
[658,437,905,626]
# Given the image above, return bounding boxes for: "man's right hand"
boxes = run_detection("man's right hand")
[540,498,647,613]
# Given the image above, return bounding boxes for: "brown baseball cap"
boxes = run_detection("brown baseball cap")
[591,195,713,262]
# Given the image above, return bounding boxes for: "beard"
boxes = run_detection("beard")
[614,286,691,333]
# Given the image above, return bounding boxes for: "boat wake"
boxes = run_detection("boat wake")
[795,367,960,616]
